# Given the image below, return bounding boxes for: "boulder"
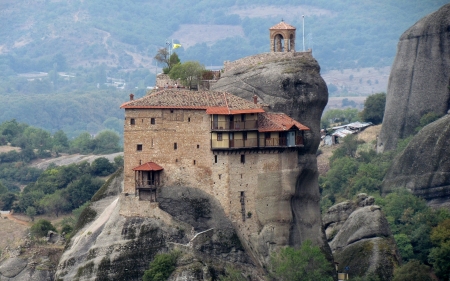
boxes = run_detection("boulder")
[382,114,450,208]
[325,197,400,280]
[378,4,450,152]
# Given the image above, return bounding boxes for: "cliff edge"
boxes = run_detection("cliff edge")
[378,4,450,152]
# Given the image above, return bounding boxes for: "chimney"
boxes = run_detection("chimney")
[129,93,134,101]
[253,95,258,104]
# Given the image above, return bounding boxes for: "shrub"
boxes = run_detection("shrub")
[143,251,180,281]
[270,240,333,281]
[30,219,56,237]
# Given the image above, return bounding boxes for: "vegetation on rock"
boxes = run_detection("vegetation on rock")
[270,240,333,281]
[142,251,180,281]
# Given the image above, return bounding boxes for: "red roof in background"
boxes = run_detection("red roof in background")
[269,21,296,30]
[258,112,310,132]
[120,89,263,113]
[132,162,164,171]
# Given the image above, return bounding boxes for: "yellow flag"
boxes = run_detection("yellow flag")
[173,43,182,49]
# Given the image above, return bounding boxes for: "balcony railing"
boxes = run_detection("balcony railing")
[211,135,305,150]
[135,180,159,189]
[211,120,258,130]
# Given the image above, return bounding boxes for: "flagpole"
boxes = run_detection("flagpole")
[302,15,305,51]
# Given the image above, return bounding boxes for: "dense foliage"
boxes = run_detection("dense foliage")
[270,240,333,281]
[30,219,57,237]
[359,92,386,124]
[142,252,180,281]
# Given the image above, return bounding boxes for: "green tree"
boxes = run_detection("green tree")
[38,190,71,217]
[392,260,431,281]
[52,130,69,155]
[169,61,205,88]
[0,180,7,194]
[26,206,37,222]
[359,92,386,125]
[0,192,17,210]
[91,157,115,176]
[270,241,333,281]
[30,219,56,237]
[428,219,450,280]
[93,130,121,154]
[143,252,179,281]
[70,132,94,154]
[321,108,360,128]
[394,234,414,262]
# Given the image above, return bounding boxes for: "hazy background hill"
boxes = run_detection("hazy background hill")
[0,0,447,138]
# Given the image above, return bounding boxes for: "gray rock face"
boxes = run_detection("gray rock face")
[378,4,450,152]
[56,171,260,281]
[382,114,450,208]
[324,197,400,280]
[212,53,330,257]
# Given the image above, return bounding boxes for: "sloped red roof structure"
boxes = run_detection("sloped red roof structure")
[121,89,265,115]
[132,162,164,171]
[258,112,309,132]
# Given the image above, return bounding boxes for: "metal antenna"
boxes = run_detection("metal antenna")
[302,15,305,51]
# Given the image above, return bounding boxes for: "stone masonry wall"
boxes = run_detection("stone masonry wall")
[123,106,303,263]
[223,50,312,73]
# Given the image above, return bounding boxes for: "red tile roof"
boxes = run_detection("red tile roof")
[121,89,264,114]
[269,21,296,30]
[258,112,309,132]
[132,162,164,171]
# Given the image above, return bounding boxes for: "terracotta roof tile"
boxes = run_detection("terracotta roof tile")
[132,162,164,171]
[269,21,296,30]
[258,112,309,132]
[121,89,264,114]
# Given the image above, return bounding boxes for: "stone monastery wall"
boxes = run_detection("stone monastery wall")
[223,50,312,73]
[122,105,302,252]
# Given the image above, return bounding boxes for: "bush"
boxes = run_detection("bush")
[143,252,180,281]
[30,219,56,237]
[270,240,333,281]
[392,260,431,281]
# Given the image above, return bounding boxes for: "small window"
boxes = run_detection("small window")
[137,144,142,151]
[170,110,174,113]
[151,118,155,124]
[217,133,223,141]
[214,155,218,163]
[197,144,199,149]
[130,118,135,125]
[188,117,191,122]
[241,154,245,163]
[174,143,177,150]
[219,174,221,179]
[193,160,196,165]
[241,114,245,121]
[265,132,271,139]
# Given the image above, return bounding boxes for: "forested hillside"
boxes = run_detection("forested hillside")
[0,0,447,138]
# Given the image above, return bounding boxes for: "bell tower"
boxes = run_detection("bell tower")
[269,20,296,53]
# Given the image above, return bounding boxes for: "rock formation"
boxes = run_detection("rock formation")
[382,114,450,208]
[323,194,401,280]
[212,52,331,258]
[56,52,331,280]
[56,170,261,280]
[378,4,450,152]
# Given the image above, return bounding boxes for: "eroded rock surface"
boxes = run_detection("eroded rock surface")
[378,4,450,152]
[56,171,260,281]
[212,52,331,260]
[382,114,450,208]
[324,194,400,280]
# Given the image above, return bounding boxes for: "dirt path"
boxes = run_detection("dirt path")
[4,213,30,226]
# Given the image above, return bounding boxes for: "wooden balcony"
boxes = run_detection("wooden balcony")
[211,120,258,131]
[135,180,159,190]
